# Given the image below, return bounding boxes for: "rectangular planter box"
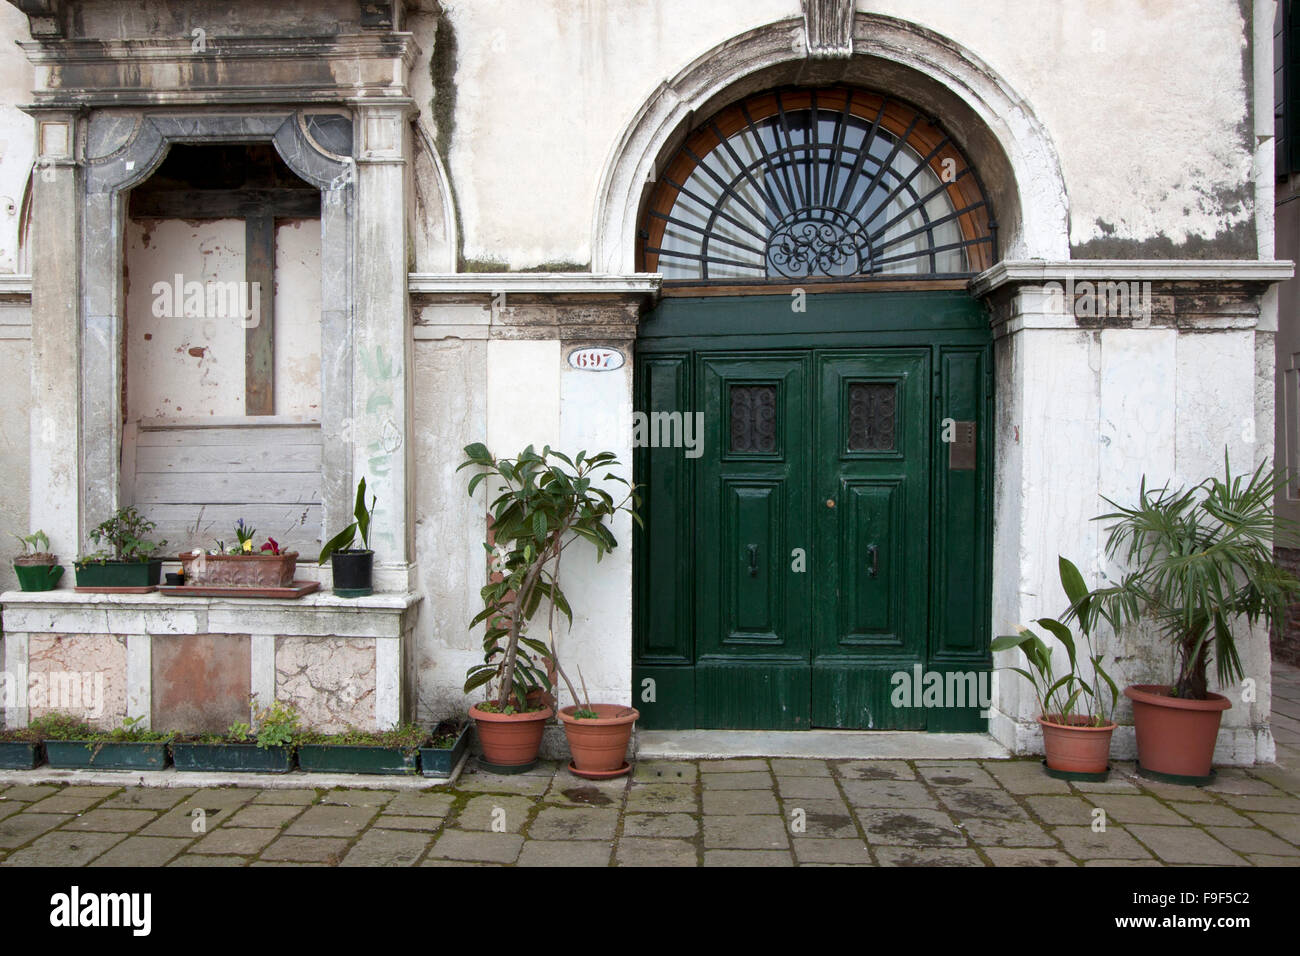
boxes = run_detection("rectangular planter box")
[74,559,163,589]
[297,744,419,775]
[419,724,473,778]
[44,740,170,771]
[171,742,293,773]
[179,551,298,588]
[0,741,43,770]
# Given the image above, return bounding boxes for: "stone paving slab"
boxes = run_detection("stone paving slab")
[0,710,1298,866]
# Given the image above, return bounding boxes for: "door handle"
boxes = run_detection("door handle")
[867,544,878,578]
[747,544,758,577]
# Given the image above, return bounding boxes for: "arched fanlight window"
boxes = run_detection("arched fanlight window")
[639,87,995,280]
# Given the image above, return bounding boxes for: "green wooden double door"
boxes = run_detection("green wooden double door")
[633,292,992,731]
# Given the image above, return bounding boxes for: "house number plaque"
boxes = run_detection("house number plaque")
[567,347,625,371]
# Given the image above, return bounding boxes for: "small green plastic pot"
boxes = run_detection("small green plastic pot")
[14,563,63,591]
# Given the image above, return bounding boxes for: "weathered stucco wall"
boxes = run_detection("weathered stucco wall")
[409,299,637,724]
[0,2,32,274]
[0,321,30,591]
[126,218,248,420]
[425,0,1255,269]
[988,284,1278,764]
[124,217,322,421]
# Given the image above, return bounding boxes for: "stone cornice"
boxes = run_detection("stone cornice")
[971,259,1295,296]
[0,275,33,299]
[408,273,661,299]
[20,34,421,108]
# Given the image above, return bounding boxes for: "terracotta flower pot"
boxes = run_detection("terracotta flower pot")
[1038,714,1116,774]
[1124,683,1231,779]
[470,703,553,769]
[180,551,298,588]
[558,704,639,772]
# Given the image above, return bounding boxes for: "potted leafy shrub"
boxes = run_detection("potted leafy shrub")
[319,478,376,597]
[34,712,172,770]
[418,718,474,779]
[459,443,639,774]
[74,507,166,589]
[296,723,425,775]
[170,700,300,773]
[12,530,63,591]
[179,520,298,588]
[992,557,1119,777]
[1083,454,1300,782]
[0,726,44,770]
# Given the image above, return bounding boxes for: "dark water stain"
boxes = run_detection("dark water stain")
[562,786,612,806]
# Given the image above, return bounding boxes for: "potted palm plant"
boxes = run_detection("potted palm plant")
[992,557,1119,778]
[1082,453,1300,783]
[318,478,376,597]
[12,529,63,591]
[74,507,166,590]
[458,443,638,773]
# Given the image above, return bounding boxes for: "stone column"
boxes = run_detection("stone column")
[25,108,81,569]
[352,103,415,590]
[988,285,1106,754]
[986,270,1283,766]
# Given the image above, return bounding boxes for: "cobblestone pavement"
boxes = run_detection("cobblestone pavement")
[1,665,1297,868]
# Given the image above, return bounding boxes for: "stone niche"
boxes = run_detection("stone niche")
[1,591,420,733]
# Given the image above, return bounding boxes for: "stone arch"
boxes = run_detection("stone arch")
[592,12,1069,274]
[78,110,358,542]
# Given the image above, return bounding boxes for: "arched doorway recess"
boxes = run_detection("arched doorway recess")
[633,83,995,732]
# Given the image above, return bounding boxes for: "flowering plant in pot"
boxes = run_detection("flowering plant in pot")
[992,557,1119,777]
[74,507,166,589]
[459,443,639,773]
[12,529,63,591]
[1081,453,1300,783]
[318,477,376,597]
[179,520,299,588]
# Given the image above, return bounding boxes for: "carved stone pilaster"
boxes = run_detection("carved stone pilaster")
[801,0,854,59]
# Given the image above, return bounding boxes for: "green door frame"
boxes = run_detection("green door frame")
[632,291,994,732]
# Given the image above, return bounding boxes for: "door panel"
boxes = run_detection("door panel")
[632,294,992,733]
[839,480,899,640]
[696,354,811,729]
[812,350,930,729]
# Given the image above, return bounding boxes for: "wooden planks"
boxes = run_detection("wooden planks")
[244,213,276,416]
[127,420,323,556]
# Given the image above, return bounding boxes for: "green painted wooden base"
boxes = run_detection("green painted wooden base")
[477,757,537,774]
[332,587,373,598]
[1135,760,1217,787]
[1041,759,1110,782]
